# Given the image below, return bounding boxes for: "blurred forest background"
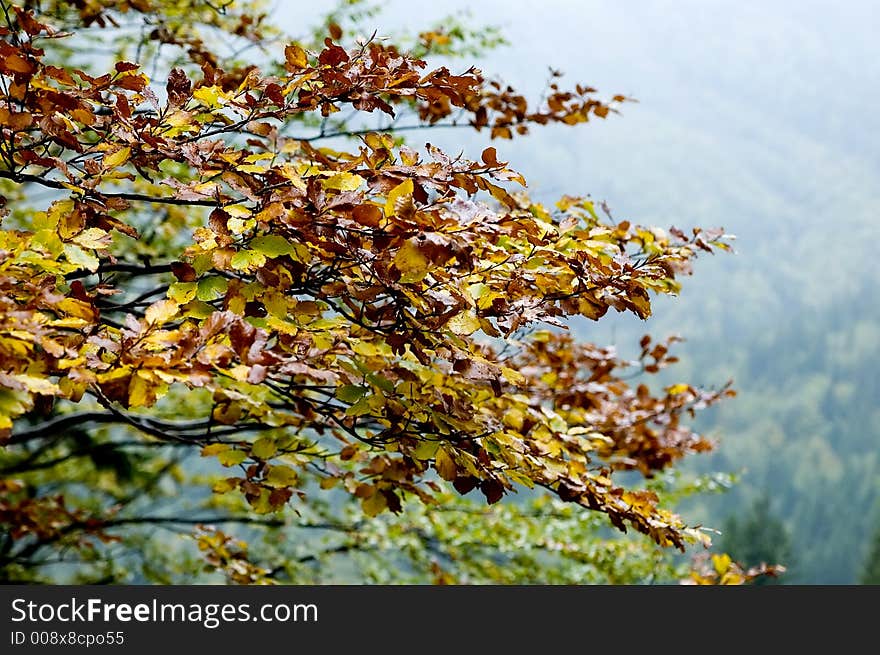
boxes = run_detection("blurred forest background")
[284,0,879,583]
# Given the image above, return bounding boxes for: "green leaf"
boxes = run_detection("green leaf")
[168,281,198,303]
[412,440,440,461]
[62,243,100,272]
[197,276,228,301]
[367,373,395,394]
[181,300,215,319]
[346,396,373,417]
[251,437,277,460]
[250,235,295,257]
[230,249,266,271]
[336,384,368,404]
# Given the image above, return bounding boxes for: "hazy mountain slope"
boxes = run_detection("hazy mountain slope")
[280,0,880,582]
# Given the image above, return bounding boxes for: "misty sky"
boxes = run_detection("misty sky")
[275,0,879,251]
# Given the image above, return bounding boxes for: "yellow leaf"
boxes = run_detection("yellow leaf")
[8,374,61,396]
[145,299,179,325]
[435,447,457,481]
[193,85,225,109]
[277,163,306,190]
[168,281,198,303]
[225,204,251,218]
[266,464,298,487]
[384,179,414,217]
[712,553,732,576]
[393,239,429,283]
[447,310,481,336]
[201,443,230,457]
[212,478,239,493]
[71,228,110,250]
[44,200,74,230]
[217,449,247,467]
[322,172,365,191]
[103,146,131,169]
[56,298,95,321]
[501,366,525,385]
[127,372,155,408]
[285,43,309,69]
[361,490,387,517]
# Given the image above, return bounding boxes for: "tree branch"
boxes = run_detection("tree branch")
[0,170,230,207]
[8,412,122,445]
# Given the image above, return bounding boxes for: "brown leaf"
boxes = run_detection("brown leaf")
[481,146,500,167]
[171,261,197,282]
[166,68,192,106]
[480,479,504,504]
[318,38,348,67]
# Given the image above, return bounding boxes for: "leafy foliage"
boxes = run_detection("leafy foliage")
[0,0,756,583]
[684,552,784,586]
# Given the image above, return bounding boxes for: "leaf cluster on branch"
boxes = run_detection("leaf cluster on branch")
[0,0,750,583]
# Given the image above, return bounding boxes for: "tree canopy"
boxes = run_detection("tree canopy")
[0,0,773,584]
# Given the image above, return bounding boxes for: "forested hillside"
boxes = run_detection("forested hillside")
[319,0,880,582]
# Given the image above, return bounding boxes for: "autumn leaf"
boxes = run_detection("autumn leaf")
[323,172,365,191]
[193,85,225,108]
[217,450,248,467]
[166,68,192,106]
[168,281,198,303]
[384,179,414,218]
[361,491,387,517]
[435,448,457,481]
[284,43,309,70]
[144,299,179,325]
[266,465,298,487]
[481,146,501,167]
[447,310,481,336]
[62,243,100,272]
[394,238,430,282]
[103,146,131,169]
